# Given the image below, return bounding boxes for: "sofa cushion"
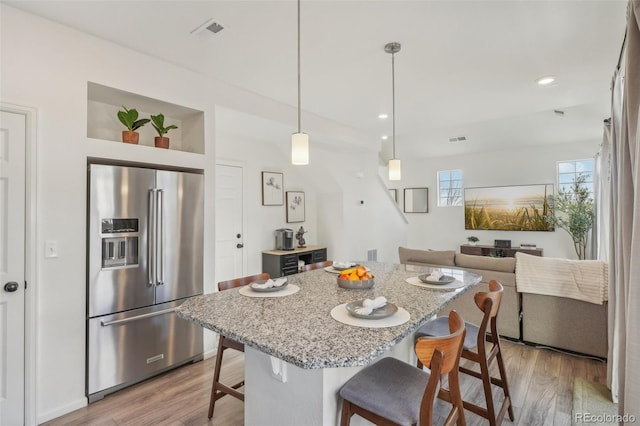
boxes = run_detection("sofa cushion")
[398,247,456,266]
[455,253,516,273]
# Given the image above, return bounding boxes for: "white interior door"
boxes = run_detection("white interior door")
[215,164,244,284]
[0,111,26,425]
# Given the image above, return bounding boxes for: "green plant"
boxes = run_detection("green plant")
[467,236,479,243]
[117,106,150,131]
[150,113,178,137]
[545,174,594,260]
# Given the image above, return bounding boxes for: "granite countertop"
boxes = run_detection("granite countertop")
[176,262,481,369]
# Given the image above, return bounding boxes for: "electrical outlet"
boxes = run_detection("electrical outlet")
[45,240,59,258]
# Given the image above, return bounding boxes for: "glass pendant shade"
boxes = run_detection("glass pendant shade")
[291,132,309,165]
[388,158,401,180]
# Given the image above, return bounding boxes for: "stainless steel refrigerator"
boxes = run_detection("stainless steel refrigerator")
[87,163,204,402]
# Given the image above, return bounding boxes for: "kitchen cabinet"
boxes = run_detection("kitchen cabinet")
[262,246,327,278]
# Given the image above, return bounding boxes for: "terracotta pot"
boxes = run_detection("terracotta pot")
[154,136,170,149]
[122,130,139,144]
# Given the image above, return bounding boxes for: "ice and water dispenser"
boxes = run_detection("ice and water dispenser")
[101,218,139,268]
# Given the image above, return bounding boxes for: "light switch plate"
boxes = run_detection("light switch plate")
[45,240,58,258]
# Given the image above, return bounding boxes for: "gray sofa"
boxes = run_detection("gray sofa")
[398,247,520,340]
[398,246,608,358]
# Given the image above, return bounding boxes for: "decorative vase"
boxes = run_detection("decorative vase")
[154,136,170,149]
[468,241,477,246]
[122,130,139,144]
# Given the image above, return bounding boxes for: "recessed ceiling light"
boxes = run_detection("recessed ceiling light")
[378,113,389,119]
[381,135,389,140]
[536,76,556,86]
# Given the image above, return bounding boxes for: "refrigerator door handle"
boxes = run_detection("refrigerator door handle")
[157,189,164,286]
[148,189,157,287]
[100,307,177,327]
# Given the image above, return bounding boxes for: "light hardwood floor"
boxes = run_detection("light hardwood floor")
[43,340,606,426]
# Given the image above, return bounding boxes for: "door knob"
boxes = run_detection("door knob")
[4,281,19,292]
[236,243,244,249]
[236,233,242,238]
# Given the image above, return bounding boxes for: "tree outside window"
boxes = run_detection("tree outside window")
[558,159,594,197]
[438,170,463,207]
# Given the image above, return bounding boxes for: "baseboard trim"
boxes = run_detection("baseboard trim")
[38,397,87,424]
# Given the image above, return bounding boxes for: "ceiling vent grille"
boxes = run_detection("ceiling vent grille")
[191,19,224,36]
[448,136,467,143]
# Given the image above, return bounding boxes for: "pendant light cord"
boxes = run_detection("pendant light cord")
[297,0,302,133]
[391,50,396,159]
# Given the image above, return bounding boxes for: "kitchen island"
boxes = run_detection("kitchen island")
[177,262,481,425]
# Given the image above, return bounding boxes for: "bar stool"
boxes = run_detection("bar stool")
[300,260,333,272]
[208,272,270,419]
[415,280,514,426]
[339,311,467,426]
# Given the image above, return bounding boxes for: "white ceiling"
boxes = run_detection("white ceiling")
[8,0,628,158]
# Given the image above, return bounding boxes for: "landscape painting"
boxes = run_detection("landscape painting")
[464,184,554,231]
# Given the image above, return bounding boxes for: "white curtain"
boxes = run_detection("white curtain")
[607,0,640,417]
[593,124,611,262]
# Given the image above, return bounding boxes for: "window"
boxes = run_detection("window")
[437,170,463,206]
[557,159,594,197]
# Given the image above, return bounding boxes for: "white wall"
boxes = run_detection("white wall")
[2,6,406,422]
[1,4,600,423]
[216,113,408,269]
[397,141,601,258]
[0,5,220,422]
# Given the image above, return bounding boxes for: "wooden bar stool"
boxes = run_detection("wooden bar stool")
[415,280,514,426]
[300,260,333,272]
[339,311,467,426]
[208,272,270,419]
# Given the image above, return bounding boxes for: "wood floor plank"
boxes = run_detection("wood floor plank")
[42,341,606,426]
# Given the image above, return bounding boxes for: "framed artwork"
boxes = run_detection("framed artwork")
[261,172,284,206]
[464,184,554,231]
[404,188,428,213]
[389,189,398,203]
[286,191,305,223]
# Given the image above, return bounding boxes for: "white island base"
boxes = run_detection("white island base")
[244,332,416,426]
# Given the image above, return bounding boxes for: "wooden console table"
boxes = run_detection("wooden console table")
[460,244,543,258]
[262,245,327,277]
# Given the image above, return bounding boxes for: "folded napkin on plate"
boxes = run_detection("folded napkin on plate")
[252,278,287,289]
[333,261,355,269]
[355,296,387,315]
[427,270,444,281]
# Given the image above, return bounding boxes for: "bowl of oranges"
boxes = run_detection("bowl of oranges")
[337,265,375,289]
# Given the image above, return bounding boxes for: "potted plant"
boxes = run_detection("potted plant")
[545,174,593,259]
[117,106,150,144]
[467,236,479,246]
[150,113,178,149]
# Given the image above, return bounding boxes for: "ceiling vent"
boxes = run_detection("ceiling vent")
[191,18,224,36]
[448,136,468,143]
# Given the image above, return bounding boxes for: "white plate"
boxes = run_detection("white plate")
[250,279,288,293]
[345,300,398,319]
[418,274,456,285]
[332,262,357,271]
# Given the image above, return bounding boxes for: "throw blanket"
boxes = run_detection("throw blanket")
[515,252,608,305]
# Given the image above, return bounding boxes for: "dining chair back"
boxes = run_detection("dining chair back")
[339,311,467,426]
[415,280,514,426]
[300,260,333,272]
[208,272,269,419]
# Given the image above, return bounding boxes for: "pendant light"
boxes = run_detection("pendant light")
[291,0,309,165]
[385,42,401,180]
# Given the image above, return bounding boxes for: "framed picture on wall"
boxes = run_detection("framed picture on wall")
[389,188,398,203]
[262,171,284,206]
[286,191,305,223]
